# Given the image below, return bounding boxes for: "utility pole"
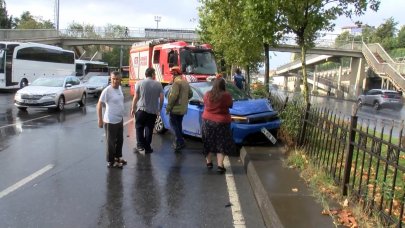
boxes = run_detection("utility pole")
[154,16,161,29]
[55,0,60,31]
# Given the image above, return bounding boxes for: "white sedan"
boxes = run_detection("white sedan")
[14,76,86,111]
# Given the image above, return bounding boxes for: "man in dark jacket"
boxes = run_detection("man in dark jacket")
[166,66,193,151]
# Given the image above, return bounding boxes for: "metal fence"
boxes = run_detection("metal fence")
[270,93,405,227]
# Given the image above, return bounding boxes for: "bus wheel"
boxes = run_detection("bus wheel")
[56,96,65,111]
[78,93,86,107]
[20,79,28,88]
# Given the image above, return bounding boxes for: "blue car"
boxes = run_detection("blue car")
[154,81,281,144]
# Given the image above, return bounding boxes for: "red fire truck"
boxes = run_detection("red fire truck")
[128,39,218,95]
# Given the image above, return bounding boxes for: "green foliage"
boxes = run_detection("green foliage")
[14,11,54,29]
[198,0,270,79]
[0,0,12,29]
[390,48,405,59]
[397,26,405,48]
[250,84,268,98]
[102,46,130,68]
[278,97,305,145]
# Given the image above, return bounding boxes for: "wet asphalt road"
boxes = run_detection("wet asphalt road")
[0,88,265,228]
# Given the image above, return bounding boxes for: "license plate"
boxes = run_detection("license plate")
[261,128,277,144]
[23,99,37,104]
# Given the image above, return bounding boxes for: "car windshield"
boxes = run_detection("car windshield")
[88,76,109,84]
[192,82,250,101]
[31,77,65,87]
[180,49,217,75]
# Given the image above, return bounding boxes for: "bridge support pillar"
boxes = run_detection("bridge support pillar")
[351,57,365,97]
[312,66,318,93]
[337,66,342,90]
[283,76,288,90]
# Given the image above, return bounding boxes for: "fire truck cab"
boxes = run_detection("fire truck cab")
[128,39,217,95]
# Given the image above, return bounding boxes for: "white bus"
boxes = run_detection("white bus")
[0,42,75,89]
[75,59,109,80]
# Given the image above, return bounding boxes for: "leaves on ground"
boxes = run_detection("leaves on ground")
[322,209,358,228]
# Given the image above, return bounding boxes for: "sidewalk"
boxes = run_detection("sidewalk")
[240,145,335,228]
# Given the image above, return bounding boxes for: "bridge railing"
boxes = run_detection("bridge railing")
[363,43,405,91]
[367,43,405,75]
[0,29,59,41]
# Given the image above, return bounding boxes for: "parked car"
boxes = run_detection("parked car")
[357,89,403,111]
[154,81,281,144]
[83,75,110,97]
[14,76,86,111]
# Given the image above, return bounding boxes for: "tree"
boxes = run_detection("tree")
[14,11,54,29]
[244,0,283,90]
[277,0,380,104]
[371,17,398,50]
[198,0,263,81]
[102,46,130,67]
[397,26,405,48]
[104,24,126,38]
[0,0,12,28]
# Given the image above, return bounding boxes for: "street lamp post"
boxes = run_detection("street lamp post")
[154,16,161,29]
[55,0,60,31]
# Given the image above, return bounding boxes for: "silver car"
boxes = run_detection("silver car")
[357,89,403,111]
[14,76,86,111]
[82,75,110,97]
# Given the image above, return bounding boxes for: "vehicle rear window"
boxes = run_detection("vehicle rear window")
[384,92,400,98]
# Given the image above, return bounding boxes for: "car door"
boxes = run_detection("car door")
[182,87,204,137]
[63,77,76,103]
[364,90,376,105]
[71,77,83,101]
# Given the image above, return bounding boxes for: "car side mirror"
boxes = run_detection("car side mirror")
[189,99,203,106]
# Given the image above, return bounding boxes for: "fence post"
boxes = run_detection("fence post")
[298,102,311,146]
[342,104,359,195]
[283,96,289,110]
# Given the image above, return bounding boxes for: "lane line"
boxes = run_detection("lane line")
[0,115,52,130]
[224,156,246,227]
[0,164,54,199]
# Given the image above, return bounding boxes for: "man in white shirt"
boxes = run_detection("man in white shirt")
[97,71,127,168]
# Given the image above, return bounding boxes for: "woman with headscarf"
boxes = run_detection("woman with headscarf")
[201,77,235,174]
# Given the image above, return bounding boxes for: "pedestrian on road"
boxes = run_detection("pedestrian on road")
[131,67,163,154]
[233,68,246,90]
[202,77,235,174]
[97,71,127,169]
[166,66,193,151]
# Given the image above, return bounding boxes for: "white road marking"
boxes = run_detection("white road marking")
[224,156,246,227]
[0,115,51,130]
[0,164,54,199]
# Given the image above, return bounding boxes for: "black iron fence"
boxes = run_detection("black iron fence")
[270,93,405,227]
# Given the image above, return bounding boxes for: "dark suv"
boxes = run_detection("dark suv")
[358,89,403,111]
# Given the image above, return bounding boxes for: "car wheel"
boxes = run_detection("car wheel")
[56,96,65,111]
[154,115,167,134]
[17,107,27,111]
[78,93,86,107]
[373,101,380,110]
[20,79,28,88]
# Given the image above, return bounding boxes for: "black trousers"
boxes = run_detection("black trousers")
[135,110,157,151]
[104,120,123,163]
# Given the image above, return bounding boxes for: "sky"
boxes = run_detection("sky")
[6,0,405,70]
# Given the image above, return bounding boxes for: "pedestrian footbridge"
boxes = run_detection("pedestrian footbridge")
[274,41,405,99]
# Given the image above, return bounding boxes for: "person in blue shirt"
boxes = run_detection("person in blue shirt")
[233,68,245,90]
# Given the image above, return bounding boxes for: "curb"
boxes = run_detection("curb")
[240,146,284,228]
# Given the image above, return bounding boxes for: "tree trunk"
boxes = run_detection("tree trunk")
[301,46,309,104]
[264,43,270,89]
[246,65,250,94]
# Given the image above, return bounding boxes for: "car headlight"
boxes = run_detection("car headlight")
[43,93,57,98]
[97,86,104,90]
[15,93,21,100]
[231,115,249,123]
